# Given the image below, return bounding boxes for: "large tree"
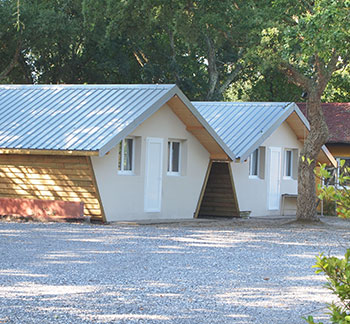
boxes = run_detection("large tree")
[260,0,350,220]
[83,0,268,99]
[0,0,26,83]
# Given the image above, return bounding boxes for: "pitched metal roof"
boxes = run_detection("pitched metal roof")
[0,84,176,154]
[298,102,350,144]
[0,84,234,159]
[192,101,304,161]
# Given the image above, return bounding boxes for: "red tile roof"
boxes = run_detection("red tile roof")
[297,103,350,144]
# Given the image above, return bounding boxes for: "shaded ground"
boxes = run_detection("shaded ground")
[0,216,349,323]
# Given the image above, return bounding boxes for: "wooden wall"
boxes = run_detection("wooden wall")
[197,162,240,218]
[0,154,105,222]
[327,144,350,158]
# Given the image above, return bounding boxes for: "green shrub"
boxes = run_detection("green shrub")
[305,160,350,323]
[304,250,350,324]
[321,197,337,216]
[316,160,350,219]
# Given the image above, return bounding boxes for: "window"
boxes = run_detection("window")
[284,150,293,178]
[118,138,134,174]
[249,148,260,177]
[167,141,181,175]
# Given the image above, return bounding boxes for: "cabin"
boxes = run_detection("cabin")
[0,84,234,222]
[192,102,336,217]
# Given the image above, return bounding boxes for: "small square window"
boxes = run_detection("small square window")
[285,150,292,177]
[118,138,134,174]
[249,148,259,177]
[167,141,181,175]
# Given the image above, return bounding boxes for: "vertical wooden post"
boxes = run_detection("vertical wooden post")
[227,162,240,216]
[87,156,107,223]
[193,160,213,218]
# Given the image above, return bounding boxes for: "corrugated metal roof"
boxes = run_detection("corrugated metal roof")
[192,101,296,160]
[0,84,235,160]
[0,84,176,154]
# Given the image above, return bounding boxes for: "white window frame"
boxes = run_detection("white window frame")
[118,137,135,175]
[249,148,260,178]
[167,140,181,176]
[284,149,293,179]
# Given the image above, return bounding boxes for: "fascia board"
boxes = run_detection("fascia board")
[174,87,236,161]
[321,145,337,167]
[291,102,311,130]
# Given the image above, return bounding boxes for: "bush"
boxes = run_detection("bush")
[304,250,350,324]
[321,197,337,216]
[304,160,350,323]
[316,160,350,218]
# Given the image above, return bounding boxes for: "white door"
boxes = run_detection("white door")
[268,147,281,210]
[144,137,163,212]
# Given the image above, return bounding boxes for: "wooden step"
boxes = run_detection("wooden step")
[201,201,236,207]
[203,192,234,198]
[200,206,237,213]
[199,211,239,217]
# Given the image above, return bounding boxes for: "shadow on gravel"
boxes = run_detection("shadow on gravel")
[0,217,348,323]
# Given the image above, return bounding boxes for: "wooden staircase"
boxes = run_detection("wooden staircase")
[198,162,240,218]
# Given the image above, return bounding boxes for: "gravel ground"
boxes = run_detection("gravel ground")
[0,216,349,324]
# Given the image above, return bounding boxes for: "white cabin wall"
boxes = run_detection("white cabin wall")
[91,104,210,221]
[232,121,303,216]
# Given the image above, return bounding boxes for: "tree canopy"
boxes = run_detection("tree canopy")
[2,0,349,102]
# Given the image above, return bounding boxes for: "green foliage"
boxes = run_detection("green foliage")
[316,161,350,218]
[323,66,350,102]
[258,0,350,92]
[225,66,302,102]
[322,198,337,216]
[1,0,350,102]
[304,250,350,324]
[266,0,350,65]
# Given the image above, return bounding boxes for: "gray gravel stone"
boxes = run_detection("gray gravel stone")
[0,216,349,323]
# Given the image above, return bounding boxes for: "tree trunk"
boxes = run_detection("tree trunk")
[0,40,21,81]
[205,35,219,100]
[296,92,329,221]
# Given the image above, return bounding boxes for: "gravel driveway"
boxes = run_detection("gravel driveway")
[0,216,349,324]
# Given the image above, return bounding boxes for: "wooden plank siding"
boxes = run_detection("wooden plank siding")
[197,162,240,218]
[0,154,105,222]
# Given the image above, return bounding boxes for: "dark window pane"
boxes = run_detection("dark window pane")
[172,142,180,172]
[167,142,171,172]
[123,138,133,171]
[286,150,292,177]
[251,149,258,176]
[118,142,122,170]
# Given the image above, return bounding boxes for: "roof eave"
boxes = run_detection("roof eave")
[0,148,99,156]
[174,88,235,161]
[320,145,338,168]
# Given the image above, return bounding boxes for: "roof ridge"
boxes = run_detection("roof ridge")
[192,101,292,105]
[0,84,176,90]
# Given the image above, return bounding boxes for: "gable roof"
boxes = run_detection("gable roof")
[0,84,234,159]
[297,103,350,144]
[192,101,336,166]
